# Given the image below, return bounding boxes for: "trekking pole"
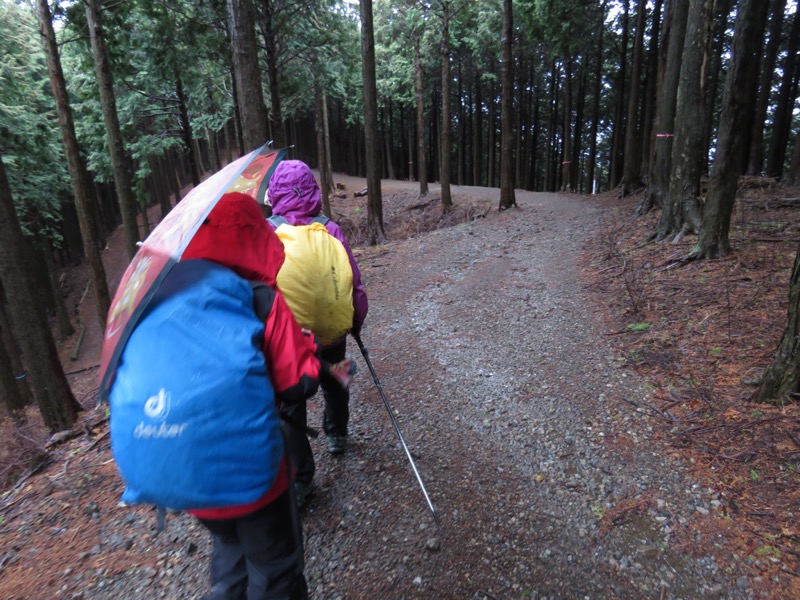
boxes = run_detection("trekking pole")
[352,332,442,530]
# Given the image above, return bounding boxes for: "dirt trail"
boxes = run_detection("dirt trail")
[1,179,763,599]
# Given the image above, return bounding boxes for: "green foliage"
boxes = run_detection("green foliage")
[0,0,70,242]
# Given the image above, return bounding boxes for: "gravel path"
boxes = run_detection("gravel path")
[74,188,753,599]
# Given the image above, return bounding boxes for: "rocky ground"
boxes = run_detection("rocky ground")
[1,175,799,599]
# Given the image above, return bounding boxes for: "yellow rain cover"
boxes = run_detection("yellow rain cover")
[275,222,354,345]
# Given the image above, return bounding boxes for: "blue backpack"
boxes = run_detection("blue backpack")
[109,259,283,510]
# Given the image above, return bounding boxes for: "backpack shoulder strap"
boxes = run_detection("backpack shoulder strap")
[250,282,276,322]
[268,215,289,228]
[311,215,330,225]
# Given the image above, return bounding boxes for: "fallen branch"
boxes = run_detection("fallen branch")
[406,200,433,211]
[66,363,99,376]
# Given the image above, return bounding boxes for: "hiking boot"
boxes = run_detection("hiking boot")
[327,434,347,455]
[294,481,314,509]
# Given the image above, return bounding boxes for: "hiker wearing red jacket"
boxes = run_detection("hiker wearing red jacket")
[181,192,343,600]
[267,160,369,509]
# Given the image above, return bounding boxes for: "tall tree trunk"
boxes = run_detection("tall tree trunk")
[85,0,140,260]
[384,104,396,180]
[414,30,428,195]
[756,242,800,404]
[0,281,33,420]
[261,0,286,147]
[315,85,331,218]
[175,75,200,186]
[473,74,482,187]
[439,1,453,210]
[609,0,630,190]
[206,128,220,173]
[36,235,74,339]
[620,0,648,196]
[787,130,800,186]
[702,0,733,171]
[531,88,541,190]
[498,0,516,209]
[766,6,800,179]
[514,56,524,190]
[155,154,173,217]
[639,0,689,215]
[655,0,713,241]
[228,0,270,151]
[322,91,334,187]
[587,4,606,194]
[0,311,27,424]
[525,61,537,190]
[360,0,385,243]
[545,60,558,192]
[35,0,110,328]
[747,0,786,176]
[487,75,496,188]
[230,65,245,156]
[698,0,770,259]
[640,0,663,178]
[561,58,573,193]
[572,65,587,193]
[0,158,81,432]
[456,59,465,186]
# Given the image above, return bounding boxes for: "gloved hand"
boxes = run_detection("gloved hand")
[328,358,356,389]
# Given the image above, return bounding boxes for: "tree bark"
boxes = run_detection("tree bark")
[0,158,81,432]
[175,75,200,186]
[0,282,33,405]
[439,1,453,210]
[228,0,270,152]
[639,0,663,178]
[654,0,712,241]
[747,0,786,176]
[609,0,629,190]
[36,0,110,328]
[487,74,496,188]
[36,234,74,339]
[261,0,286,147]
[639,0,689,216]
[359,0,385,243]
[315,85,331,218]
[587,3,606,195]
[757,242,800,404]
[0,281,32,422]
[702,0,733,172]
[0,312,27,424]
[414,31,429,196]
[473,74,482,187]
[766,6,800,179]
[697,0,770,259]
[323,91,334,187]
[85,0,140,261]
[620,0,648,196]
[498,0,516,209]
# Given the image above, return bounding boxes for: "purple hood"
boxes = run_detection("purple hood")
[268,160,322,220]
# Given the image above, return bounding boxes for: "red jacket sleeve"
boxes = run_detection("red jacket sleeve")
[262,289,321,406]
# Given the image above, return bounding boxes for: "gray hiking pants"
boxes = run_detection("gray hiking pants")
[197,488,307,600]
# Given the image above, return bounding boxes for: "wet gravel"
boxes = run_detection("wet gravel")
[76,188,757,599]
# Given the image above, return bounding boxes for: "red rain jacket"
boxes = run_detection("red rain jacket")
[182,192,320,519]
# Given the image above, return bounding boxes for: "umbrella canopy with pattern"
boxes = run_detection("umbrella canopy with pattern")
[98,143,286,397]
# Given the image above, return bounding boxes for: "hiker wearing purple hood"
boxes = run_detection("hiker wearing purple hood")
[267,159,368,508]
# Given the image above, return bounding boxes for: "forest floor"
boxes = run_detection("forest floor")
[1,171,800,599]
